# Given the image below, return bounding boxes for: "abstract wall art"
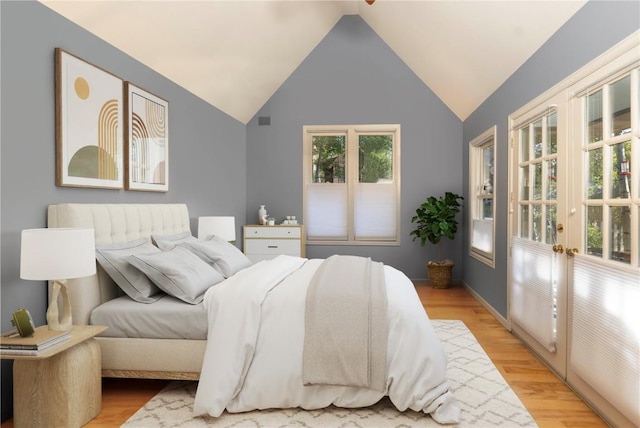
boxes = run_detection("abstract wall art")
[125,82,169,192]
[55,48,124,189]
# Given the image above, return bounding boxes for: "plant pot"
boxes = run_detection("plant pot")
[427,260,454,289]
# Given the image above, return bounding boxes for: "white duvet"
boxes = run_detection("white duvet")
[193,255,460,424]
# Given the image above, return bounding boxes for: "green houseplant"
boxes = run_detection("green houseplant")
[410,191,463,288]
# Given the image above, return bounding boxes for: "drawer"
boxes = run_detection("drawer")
[244,226,301,239]
[244,239,301,256]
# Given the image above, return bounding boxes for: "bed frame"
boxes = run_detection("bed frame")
[48,203,205,380]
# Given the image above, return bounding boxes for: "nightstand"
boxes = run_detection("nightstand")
[243,224,305,262]
[1,325,107,427]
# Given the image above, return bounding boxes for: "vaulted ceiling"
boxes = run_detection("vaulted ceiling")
[40,0,587,124]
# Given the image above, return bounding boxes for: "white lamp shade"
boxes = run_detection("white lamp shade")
[198,216,236,241]
[20,228,96,280]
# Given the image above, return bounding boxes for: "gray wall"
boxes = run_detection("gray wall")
[0,2,246,420]
[246,15,463,280]
[461,0,640,317]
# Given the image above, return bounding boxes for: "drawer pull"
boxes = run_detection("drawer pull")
[268,245,278,248]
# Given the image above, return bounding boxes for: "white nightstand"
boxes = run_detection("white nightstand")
[243,225,305,263]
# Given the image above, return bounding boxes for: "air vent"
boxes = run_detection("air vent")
[258,116,271,126]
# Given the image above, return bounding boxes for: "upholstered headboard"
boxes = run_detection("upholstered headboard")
[47,203,191,325]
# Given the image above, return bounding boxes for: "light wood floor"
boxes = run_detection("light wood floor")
[1,283,606,427]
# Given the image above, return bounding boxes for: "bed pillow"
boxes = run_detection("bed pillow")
[125,246,225,304]
[181,235,252,278]
[95,238,164,303]
[152,231,198,250]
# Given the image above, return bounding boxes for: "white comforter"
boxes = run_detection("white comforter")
[193,255,460,424]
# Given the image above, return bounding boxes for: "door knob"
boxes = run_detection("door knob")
[566,248,579,257]
[553,244,564,254]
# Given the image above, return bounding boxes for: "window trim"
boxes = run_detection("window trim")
[469,125,497,267]
[303,124,401,246]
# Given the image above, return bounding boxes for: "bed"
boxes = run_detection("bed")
[47,203,459,423]
[48,203,206,379]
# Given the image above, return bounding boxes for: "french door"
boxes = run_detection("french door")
[510,95,569,377]
[509,38,639,427]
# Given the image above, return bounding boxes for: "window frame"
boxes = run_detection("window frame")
[469,125,497,267]
[303,124,401,246]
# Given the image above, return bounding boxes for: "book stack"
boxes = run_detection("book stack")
[0,325,70,356]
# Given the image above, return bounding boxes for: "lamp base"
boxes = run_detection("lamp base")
[47,279,72,331]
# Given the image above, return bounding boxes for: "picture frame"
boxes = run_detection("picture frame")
[55,48,124,189]
[124,82,169,192]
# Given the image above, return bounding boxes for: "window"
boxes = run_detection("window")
[469,126,496,266]
[303,124,400,245]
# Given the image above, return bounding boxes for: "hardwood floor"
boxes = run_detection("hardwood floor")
[1,283,606,427]
[416,283,606,428]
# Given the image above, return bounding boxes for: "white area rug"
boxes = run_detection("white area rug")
[123,320,537,427]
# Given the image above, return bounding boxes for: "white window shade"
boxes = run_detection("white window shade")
[571,255,639,425]
[472,219,493,253]
[306,184,348,240]
[510,236,557,352]
[354,183,397,240]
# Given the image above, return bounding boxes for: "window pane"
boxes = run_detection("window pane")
[547,112,557,155]
[520,205,529,238]
[482,198,493,220]
[521,166,530,200]
[587,89,603,144]
[610,75,631,137]
[532,205,542,242]
[520,126,530,162]
[586,205,603,257]
[311,135,345,183]
[610,206,631,264]
[546,205,557,245]
[358,135,392,183]
[611,140,632,199]
[587,148,603,199]
[533,163,542,200]
[546,158,557,200]
[533,119,543,158]
[483,144,494,194]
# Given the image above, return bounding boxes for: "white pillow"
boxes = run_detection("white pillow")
[95,238,164,303]
[125,246,225,304]
[152,231,198,250]
[181,235,252,278]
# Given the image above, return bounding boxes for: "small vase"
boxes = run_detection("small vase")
[258,205,267,225]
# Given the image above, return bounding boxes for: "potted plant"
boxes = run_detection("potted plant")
[410,191,463,288]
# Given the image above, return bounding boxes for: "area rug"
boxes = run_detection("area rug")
[122,320,537,427]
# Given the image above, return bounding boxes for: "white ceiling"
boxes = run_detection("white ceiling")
[40,0,587,124]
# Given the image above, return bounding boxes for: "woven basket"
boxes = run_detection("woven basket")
[427,261,454,289]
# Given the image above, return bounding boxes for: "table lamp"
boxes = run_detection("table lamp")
[20,228,96,331]
[198,216,236,242]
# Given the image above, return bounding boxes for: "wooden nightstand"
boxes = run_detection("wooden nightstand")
[243,224,305,263]
[1,325,107,427]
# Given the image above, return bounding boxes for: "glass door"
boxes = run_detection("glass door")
[566,68,639,427]
[510,95,569,377]
[510,60,639,427]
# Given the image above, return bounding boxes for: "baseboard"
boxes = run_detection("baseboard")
[461,281,509,330]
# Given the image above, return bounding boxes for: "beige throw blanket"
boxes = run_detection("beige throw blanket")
[303,255,387,392]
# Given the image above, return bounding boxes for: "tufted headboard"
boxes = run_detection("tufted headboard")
[47,203,191,325]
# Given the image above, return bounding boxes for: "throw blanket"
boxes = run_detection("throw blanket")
[303,255,387,392]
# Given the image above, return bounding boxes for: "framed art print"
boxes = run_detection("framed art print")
[55,48,124,189]
[125,82,169,192]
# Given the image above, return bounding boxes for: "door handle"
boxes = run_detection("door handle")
[566,248,579,257]
[552,244,564,254]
